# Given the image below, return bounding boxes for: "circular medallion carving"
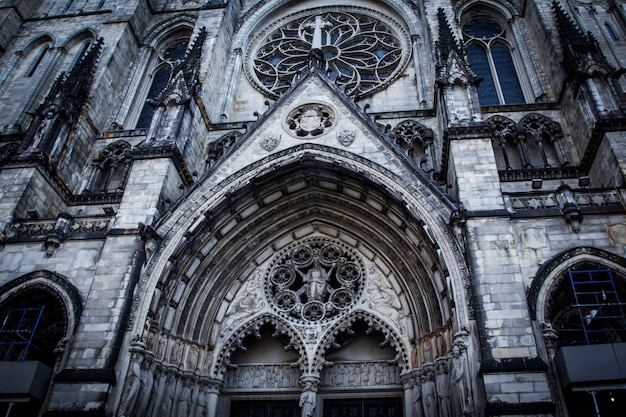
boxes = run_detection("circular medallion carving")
[266,238,365,323]
[245,7,411,98]
[286,103,335,138]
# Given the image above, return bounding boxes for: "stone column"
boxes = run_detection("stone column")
[205,380,222,417]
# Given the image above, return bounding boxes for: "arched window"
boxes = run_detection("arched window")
[26,46,50,78]
[85,140,131,193]
[547,264,626,416]
[549,266,626,346]
[393,120,434,173]
[0,272,82,417]
[463,17,526,105]
[605,22,618,41]
[486,115,521,170]
[135,38,189,129]
[519,113,569,168]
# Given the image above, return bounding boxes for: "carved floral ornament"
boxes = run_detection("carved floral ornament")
[245,7,411,98]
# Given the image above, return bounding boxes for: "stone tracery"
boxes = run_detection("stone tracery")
[246,7,411,98]
[266,238,365,323]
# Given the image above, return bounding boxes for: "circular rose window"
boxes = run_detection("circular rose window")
[245,7,411,98]
[265,238,365,323]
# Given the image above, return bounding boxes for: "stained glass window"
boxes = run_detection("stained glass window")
[463,18,525,105]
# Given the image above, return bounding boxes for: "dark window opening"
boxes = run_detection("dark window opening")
[26,47,49,78]
[0,307,44,362]
[136,66,171,129]
[0,289,67,368]
[605,23,618,41]
[230,400,299,417]
[323,397,403,417]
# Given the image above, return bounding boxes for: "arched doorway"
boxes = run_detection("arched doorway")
[118,145,473,417]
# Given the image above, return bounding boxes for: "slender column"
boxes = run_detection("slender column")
[219,49,242,120]
[205,381,221,417]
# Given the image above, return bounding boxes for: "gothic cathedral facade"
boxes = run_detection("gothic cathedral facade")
[0,0,625,416]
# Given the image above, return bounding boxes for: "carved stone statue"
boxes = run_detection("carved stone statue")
[120,354,143,417]
[193,385,209,417]
[451,344,472,416]
[159,374,176,417]
[436,361,451,417]
[175,379,191,417]
[136,358,154,416]
[421,371,437,417]
[296,256,334,302]
[299,382,316,417]
[412,376,424,417]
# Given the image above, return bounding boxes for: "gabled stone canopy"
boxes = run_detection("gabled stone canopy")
[133,70,472,369]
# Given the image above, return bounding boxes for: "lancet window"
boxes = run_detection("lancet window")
[462,14,527,105]
[84,140,131,193]
[135,38,189,129]
[26,46,51,78]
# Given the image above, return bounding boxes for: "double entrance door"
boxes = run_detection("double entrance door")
[230,398,402,417]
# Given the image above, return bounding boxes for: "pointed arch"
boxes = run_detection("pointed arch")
[134,143,471,358]
[0,270,83,367]
[215,314,307,376]
[528,247,626,324]
[315,310,410,373]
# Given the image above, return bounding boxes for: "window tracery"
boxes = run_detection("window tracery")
[487,114,568,170]
[136,38,190,129]
[245,7,411,98]
[462,16,526,105]
[392,120,434,172]
[85,140,131,193]
[519,113,568,168]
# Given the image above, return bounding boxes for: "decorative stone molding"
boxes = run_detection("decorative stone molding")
[260,134,281,151]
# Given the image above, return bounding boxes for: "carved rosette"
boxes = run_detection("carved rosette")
[337,130,356,146]
[286,103,335,138]
[265,238,365,323]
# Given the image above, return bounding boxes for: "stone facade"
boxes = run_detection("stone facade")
[0,0,625,416]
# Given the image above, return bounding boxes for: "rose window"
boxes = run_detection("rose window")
[245,7,411,98]
[266,238,365,323]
